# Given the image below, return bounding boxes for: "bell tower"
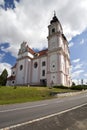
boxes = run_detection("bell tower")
[47,12,71,87]
[47,12,63,51]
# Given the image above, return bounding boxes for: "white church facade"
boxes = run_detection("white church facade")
[7,14,72,87]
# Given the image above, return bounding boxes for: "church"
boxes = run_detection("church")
[7,13,72,87]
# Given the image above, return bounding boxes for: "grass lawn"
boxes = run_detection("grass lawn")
[0,86,76,105]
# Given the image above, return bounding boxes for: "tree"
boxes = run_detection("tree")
[72,82,75,86]
[0,69,8,86]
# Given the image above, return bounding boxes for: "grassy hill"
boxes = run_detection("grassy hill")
[0,86,76,105]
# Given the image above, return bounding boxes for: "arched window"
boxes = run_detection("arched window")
[34,62,38,68]
[52,28,55,33]
[20,65,23,71]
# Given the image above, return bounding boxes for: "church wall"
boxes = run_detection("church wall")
[31,59,40,84]
[18,52,34,59]
[58,53,65,85]
[50,73,57,85]
[24,59,31,85]
[27,59,31,84]
[47,53,58,86]
[48,36,58,51]
[58,36,62,47]
[16,59,25,85]
[59,54,64,72]
[40,56,47,80]
[49,53,57,72]
[60,73,65,85]
[11,68,16,76]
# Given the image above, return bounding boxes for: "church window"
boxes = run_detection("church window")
[12,81,14,84]
[42,70,45,76]
[20,65,23,71]
[34,62,38,68]
[52,28,55,33]
[42,61,46,66]
[53,65,55,68]
[13,71,15,74]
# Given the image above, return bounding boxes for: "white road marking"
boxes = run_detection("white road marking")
[0,104,47,113]
[1,102,87,130]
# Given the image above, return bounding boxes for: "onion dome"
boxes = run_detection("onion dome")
[50,11,59,24]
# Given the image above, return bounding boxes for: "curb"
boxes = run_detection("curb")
[56,90,87,97]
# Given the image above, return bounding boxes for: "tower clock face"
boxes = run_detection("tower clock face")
[50,61,56,72]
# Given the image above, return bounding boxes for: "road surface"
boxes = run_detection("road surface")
[0,91,87,129]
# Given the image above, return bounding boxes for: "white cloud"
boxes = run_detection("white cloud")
[71,60,87,81]
[0,0,4,5]
[72,78,87,85]
[1,45,18,57]
[84,79,87,84]
[0,0,87,56]
[80,39,84,45]
[69,42,74,48]
[72,58,80,63]
[84,74,87,77]
[72,70,84,79]
[0,62,12,76]
[74,63,83,70]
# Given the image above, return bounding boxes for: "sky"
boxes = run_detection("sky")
[0,0,87,84]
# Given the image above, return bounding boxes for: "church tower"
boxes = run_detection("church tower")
[47,12,71,86]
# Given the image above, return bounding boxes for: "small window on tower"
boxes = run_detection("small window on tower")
[20,65,23,71]
[52,28,55,33]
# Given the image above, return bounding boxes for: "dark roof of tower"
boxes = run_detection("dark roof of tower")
[50,12,59,24]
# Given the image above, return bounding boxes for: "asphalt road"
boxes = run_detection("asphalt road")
[0,92,87,129]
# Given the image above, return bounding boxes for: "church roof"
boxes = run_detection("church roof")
[27,46,35,55]
[38,49,48,56]
[11,63,17,69]
[7,76,15,80]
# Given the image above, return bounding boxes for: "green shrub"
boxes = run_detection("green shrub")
[53,85,69,89]
[71,85,87,90]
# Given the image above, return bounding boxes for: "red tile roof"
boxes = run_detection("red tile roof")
[38,49,48,56]
[27,46,35,55]
[7,76,15,80]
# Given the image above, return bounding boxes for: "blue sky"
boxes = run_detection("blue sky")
[0,0,87,84]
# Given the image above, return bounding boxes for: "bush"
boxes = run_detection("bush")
[53,85,69,89]
[71,85,87,90]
